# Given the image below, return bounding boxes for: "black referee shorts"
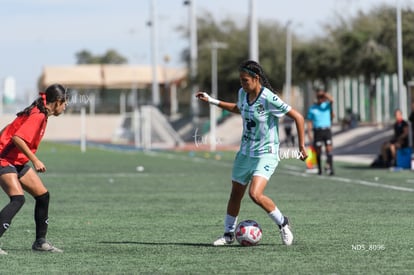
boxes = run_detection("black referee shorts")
[313,128,332,147]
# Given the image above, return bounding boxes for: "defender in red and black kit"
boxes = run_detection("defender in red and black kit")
[0,84,67,255]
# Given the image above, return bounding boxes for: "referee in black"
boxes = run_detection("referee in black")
[306,89,335,175]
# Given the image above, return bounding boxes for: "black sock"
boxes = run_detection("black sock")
[327,153,333,171]
[34,192,50,240]
[316,154,322,173]
[0,195,25,238]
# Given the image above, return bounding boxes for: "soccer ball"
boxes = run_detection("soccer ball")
[235,220,263,246]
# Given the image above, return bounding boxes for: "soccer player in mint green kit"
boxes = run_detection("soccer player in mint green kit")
[196,60,307,246]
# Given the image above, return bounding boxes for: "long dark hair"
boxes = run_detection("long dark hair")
[239,60,277,94]
[17,84,67,117]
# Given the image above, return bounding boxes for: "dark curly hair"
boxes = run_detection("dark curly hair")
[17,84,67,117]
[239,60,277,94]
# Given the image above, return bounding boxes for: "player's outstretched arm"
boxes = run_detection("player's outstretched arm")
[195,92,240,114]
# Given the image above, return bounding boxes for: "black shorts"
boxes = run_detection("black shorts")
[313,128,332,147]
[0,164,31,178]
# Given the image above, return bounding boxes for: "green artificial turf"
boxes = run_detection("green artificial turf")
[0,142,413,274]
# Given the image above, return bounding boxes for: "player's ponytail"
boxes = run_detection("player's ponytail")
[239,60,277,94]
[17,84,67,116]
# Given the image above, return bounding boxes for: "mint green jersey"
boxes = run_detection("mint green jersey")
[236,87,291,157]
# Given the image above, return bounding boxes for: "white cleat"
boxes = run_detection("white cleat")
[0,248,7,255]
[279,216,293,246]
[213,232,235,246]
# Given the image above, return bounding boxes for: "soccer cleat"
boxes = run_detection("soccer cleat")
[278,216,293,246]
[212,232,235,246]
[32,238,63,253]
[0,248,7,255]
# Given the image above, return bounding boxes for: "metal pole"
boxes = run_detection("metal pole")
[209,41,228,152]
[376,77,383,127]
[184,0,199,124]
[132,86,141,148]
[358,77,366,122]
[89,91,95,116]
[397,1,404,110]
[150,0,160,106]
[285,21,292,106]
[249,0,258,61]
[384,75,390,122]
[80,106,86,153]
[120,92,126,115]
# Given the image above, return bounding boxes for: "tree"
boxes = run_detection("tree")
[178,4,414,121]
[180,12,288,103]
[294,37,341,88]
[75,49,128,64]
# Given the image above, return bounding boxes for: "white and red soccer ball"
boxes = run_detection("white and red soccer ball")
[235,220,263,246]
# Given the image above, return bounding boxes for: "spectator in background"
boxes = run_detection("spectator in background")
[381,109,409,167]
[408,101,414,146]
[341,108,359,131]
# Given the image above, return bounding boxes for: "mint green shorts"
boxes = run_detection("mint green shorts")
[231,152,279,185]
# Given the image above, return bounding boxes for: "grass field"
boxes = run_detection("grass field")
[1,142,413,274]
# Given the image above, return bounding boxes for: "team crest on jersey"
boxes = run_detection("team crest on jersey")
[256,104,265,114]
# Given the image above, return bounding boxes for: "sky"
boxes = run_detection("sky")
[0,0,411,98]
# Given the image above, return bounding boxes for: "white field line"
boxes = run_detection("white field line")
[41,173,188,178]
[44,150,414,192]
[283,170,414,193]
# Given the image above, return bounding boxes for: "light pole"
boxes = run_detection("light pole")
[184,0,199,124]
[396,1,404,110]
[149,0,160,107]
[210,41,227,152]
[248,0,258,61]
[285,20,292,106]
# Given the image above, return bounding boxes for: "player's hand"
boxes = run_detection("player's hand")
[195,91,209,102]
[195,91,220,106]
[298,145,308,161]
[33,160,47,173]
[324,93,334,102]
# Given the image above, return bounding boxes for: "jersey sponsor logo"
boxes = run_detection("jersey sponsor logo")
[243,135,261,142]
[245,118,256,131]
